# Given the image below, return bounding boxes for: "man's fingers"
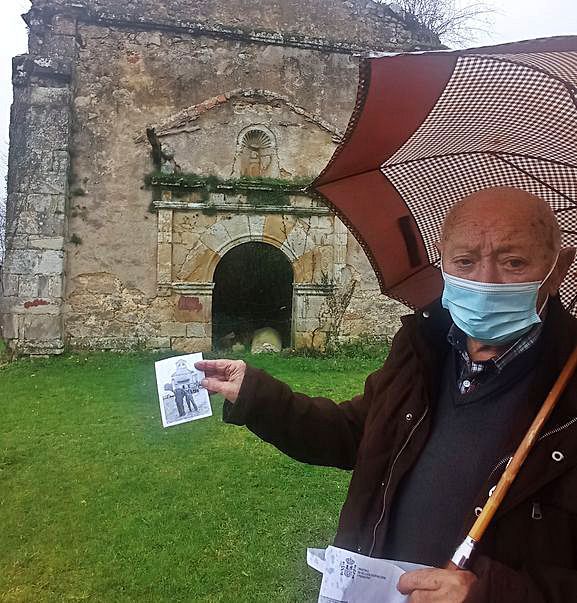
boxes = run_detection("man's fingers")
[195,359,231,373]
[397,569,441,594]
[195,359,245,402]
[201,377,227,394]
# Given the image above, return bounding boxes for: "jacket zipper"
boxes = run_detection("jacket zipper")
[368,406,429,557]
[486,415,577,485]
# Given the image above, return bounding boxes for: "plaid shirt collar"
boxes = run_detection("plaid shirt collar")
[447,322,544,394]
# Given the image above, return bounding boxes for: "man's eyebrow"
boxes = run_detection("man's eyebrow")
[446,244,529,255]
[445,244,480,254]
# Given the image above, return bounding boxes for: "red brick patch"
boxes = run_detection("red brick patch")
[178,296,202,311]
[24,299,49,309]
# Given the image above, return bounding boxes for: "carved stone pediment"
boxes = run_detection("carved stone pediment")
[138,89,342,179]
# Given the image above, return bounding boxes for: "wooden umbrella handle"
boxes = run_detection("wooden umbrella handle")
[451,344,577,569]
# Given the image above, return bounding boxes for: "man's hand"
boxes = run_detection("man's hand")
[397,568,477,602]
[194,359,246,403]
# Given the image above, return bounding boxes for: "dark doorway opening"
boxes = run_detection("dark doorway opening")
[212,242,293,350]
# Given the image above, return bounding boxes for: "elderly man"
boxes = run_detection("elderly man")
[196,187,577,602]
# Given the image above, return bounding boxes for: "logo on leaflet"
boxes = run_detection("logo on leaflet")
[340,557,357,579]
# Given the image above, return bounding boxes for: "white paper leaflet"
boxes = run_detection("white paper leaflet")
[307,546,429,603]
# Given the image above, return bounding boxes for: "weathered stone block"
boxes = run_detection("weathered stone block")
[160,322,187,337]
[45,35,78,60]
[282,223,309,258]
[145,336,172,349]
[16,211,44,236]
[36,274,64,299]
[48,275,64,298]
[30,86,70,106]
[157,209,173,233]
[1,274,19,297]
[174,297,210,323]
[186,322,207,338]
[1,313,20,340]
[222,214,250,241]
[264,214,295,245]
[18,276,40,298]
[172,337,212,353]
[158,231,172,244]
[182,248,219,282]
[248,215,266,240]
[157,243,173,280]
[201,220,232,253]
[29,236,65,250]
[19,338,65,356]
[25,193,66,214]
[7,235,30,250]
[22,315,62,341]
[294,330,326,350]
[296,294,324,319]
[37,250,65,275]
[52,14,78,36]
[38,275,50,298]
[5,249,39,274]
[16,299,61,315]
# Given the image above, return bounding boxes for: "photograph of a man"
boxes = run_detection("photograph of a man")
[171,359,200,417]
[155,354,212,427]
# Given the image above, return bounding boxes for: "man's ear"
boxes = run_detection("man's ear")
[549,247,576,295]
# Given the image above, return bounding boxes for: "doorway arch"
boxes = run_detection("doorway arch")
[212,242,294,350]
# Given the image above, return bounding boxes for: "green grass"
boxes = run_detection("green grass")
[0,351,386,602]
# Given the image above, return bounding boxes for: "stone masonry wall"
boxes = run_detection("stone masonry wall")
[0,13,78,354]
[1,0,438,353]
[29,0,437,53]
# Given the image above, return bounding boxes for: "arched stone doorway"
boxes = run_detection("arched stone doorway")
[212,242,294,350]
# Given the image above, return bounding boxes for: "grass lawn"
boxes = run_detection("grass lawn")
[0,351,386,602]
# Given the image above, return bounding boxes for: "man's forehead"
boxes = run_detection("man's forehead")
[443,188,557,234]
[444,217,543,241]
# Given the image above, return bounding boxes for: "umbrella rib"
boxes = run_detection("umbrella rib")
[314,59,372,187]
[493,154,577,206]
[389,263,440,292]
[313,166,390,190]
[382,151,577,172]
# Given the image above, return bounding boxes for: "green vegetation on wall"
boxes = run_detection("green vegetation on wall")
[145,172,313,207]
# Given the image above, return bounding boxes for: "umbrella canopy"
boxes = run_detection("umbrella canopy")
[314,37,577,311]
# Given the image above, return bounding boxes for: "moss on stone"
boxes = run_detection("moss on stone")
[145,171,313,207]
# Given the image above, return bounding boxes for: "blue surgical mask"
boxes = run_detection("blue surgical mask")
[441,255,558,346]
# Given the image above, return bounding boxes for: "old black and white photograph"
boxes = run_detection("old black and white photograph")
[155,353,212,427]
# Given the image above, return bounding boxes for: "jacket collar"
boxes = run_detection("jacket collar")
[405,295,577,420]
[402,298,453,406]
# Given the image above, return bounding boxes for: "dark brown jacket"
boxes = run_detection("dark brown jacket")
[224,296,577,602]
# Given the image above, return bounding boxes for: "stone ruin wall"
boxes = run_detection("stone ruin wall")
[1,0,439,354]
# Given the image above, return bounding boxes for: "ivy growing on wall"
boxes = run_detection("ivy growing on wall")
[145,172,313,207]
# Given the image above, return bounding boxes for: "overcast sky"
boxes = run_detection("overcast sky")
[0,0,576,185]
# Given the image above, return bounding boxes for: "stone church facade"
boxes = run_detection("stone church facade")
[1,0,439,354]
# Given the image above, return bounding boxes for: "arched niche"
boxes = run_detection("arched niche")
[212,241,294,349]
[232,124,280,178]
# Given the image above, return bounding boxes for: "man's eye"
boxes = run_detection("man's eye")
[506,259,526,269]
[454,258,473,267]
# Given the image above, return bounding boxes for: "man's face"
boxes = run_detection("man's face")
[442,211,553,283]
[440,192,561,308]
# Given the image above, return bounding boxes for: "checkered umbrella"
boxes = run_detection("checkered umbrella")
[314,36,577,312]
